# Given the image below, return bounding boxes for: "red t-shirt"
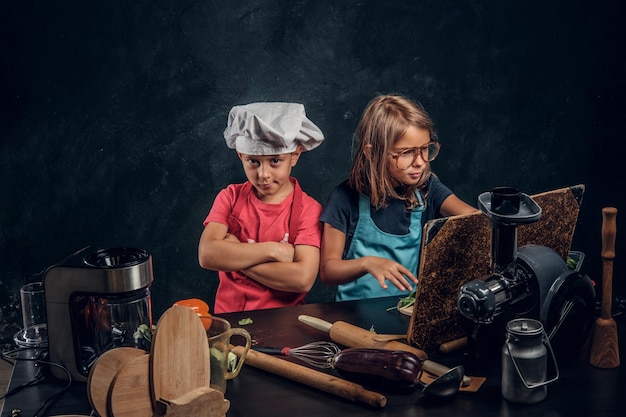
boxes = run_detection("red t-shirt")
[204,178,322,313]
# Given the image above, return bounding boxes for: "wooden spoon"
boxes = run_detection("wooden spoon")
[150,305,211,406]
[87,347,146,417]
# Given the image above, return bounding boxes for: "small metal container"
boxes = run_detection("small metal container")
[501,318,559,404]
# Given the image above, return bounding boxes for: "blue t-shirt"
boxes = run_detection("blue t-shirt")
[320,174,453,257]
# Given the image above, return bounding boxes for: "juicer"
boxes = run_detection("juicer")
[44,246,153,381]
[457,187,596,362]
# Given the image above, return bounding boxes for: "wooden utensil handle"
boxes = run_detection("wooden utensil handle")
[231,345,387,408]
[601,207,618,319]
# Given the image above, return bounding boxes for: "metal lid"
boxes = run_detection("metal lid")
[84,247,150,268]
[506,318,544,336]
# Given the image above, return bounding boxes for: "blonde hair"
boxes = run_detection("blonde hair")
[348,94,436,209]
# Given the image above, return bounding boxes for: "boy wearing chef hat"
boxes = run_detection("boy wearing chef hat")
[199,102,325,313]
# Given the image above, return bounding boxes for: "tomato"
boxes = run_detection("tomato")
[173,298,212,330]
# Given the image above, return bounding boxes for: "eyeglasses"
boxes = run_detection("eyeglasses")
[388,142,440,169]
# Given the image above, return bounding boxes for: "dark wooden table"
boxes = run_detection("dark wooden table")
[2,296,624,416]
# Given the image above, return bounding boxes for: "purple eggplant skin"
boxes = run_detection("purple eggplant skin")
[331,348,423,387]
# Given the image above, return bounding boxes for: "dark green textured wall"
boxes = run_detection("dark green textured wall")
[1,0,624,344]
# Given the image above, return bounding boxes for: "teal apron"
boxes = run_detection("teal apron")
[335,192,424,301]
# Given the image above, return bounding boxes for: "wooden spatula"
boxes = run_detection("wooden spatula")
[150,305,211,406]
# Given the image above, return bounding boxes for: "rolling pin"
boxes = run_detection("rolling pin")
[298,315,471,387]
[231,345,387,408]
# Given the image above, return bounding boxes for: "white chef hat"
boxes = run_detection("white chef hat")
[223,102,324,155]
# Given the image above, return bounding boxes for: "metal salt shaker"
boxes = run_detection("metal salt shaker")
[501,318,559,404]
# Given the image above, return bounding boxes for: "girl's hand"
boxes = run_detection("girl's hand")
[363,256,417,292]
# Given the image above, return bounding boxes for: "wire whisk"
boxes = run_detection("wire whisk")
[253,341,341,368]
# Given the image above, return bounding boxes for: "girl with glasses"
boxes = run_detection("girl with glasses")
[320,94,476,301]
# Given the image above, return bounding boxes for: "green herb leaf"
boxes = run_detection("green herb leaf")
[566,257,578,269]
[387,289,417,311]
[227,352,237,372]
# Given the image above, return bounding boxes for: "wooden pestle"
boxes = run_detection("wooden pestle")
[589,207,620,368]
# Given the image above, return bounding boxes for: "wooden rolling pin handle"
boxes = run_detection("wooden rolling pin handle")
[439,337,469,354]
[231,345,387,408]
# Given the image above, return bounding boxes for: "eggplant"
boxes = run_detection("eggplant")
[331,348,423,387]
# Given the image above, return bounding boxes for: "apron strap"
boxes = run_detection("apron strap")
[287,178,302,245]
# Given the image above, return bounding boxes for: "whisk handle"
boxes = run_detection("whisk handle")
[253,347,289,355]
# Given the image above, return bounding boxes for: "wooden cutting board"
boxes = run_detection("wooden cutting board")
[108,354,152,417]
[150,305,211,407]
[87,347,146,417]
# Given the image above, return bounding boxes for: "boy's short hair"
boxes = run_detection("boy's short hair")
[224,102,324,155]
